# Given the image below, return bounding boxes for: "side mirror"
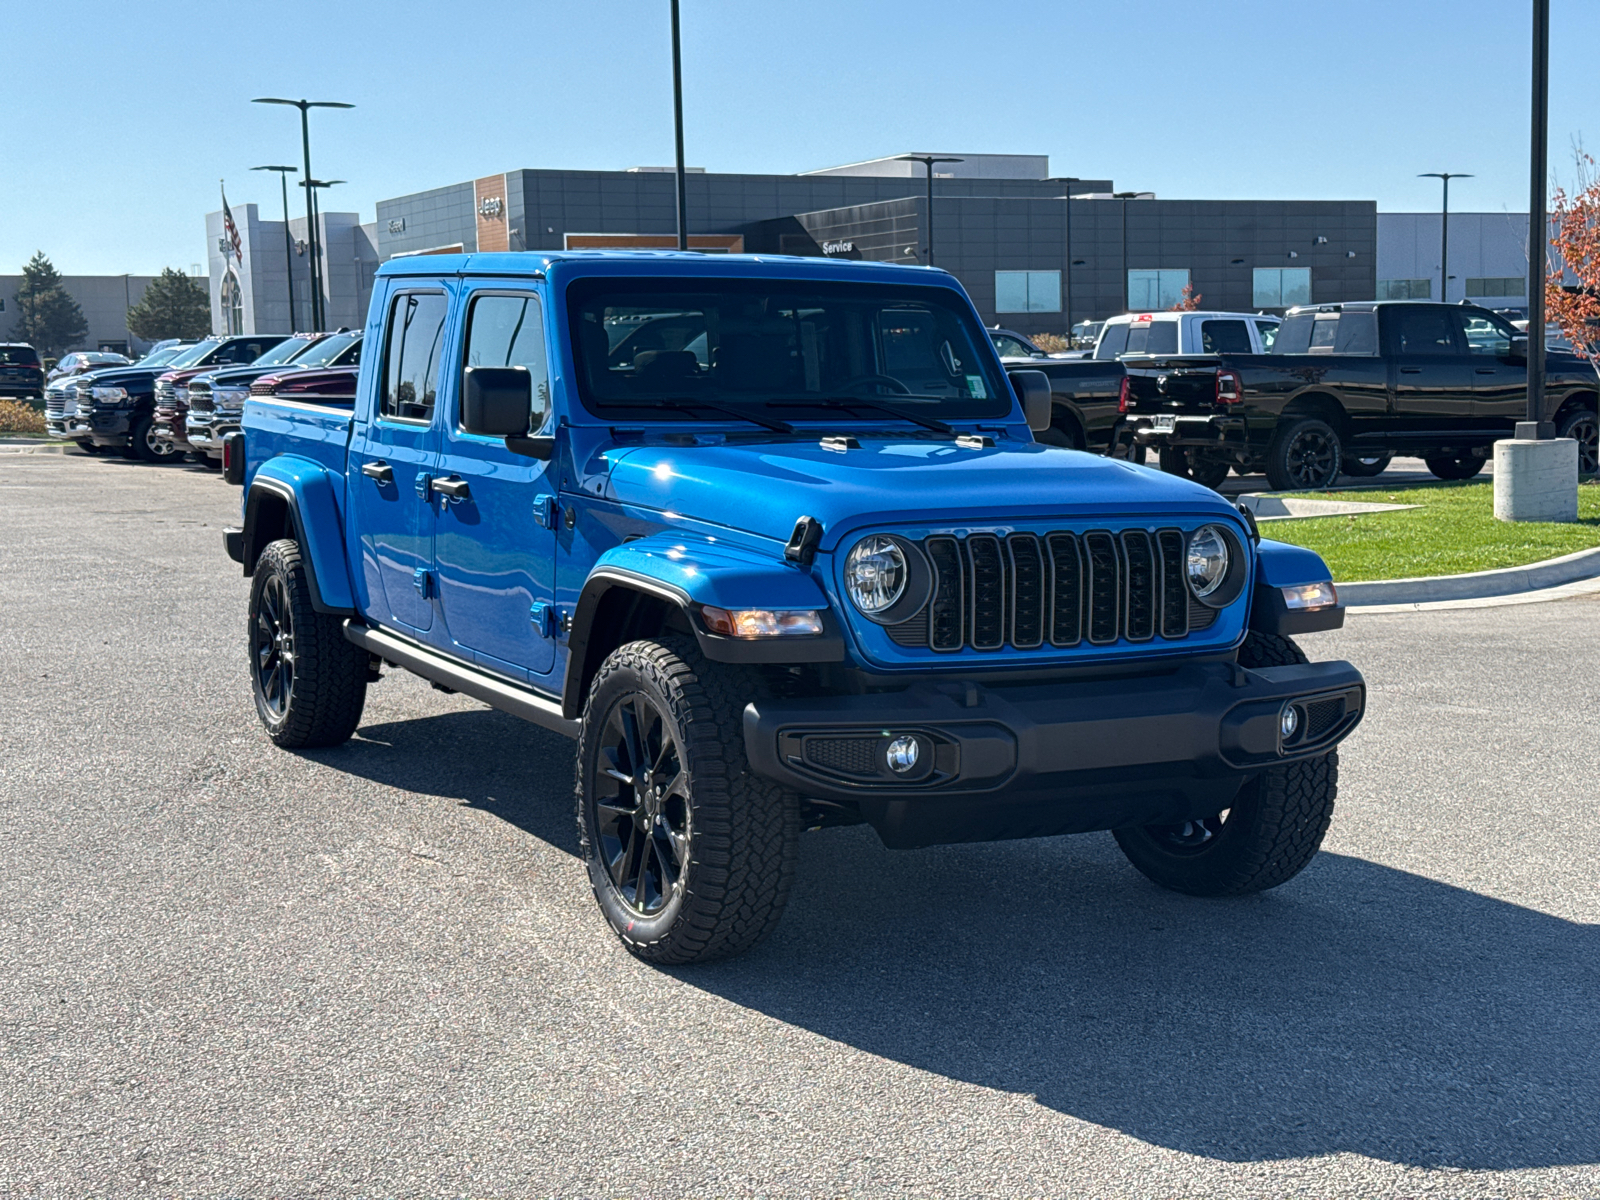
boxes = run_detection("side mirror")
[1008,368,1053,433]
[462,366,532,436]
[1507,335,1529,362]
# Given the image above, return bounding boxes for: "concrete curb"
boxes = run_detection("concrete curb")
[0,442,73,454]
[1339,544,1600,607]
[1348,573,1600,614]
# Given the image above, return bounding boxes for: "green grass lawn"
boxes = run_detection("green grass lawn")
[1263,480,1600,581]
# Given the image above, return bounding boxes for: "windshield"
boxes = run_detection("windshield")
[568,278,1011,422]
[291,332,360,368]
[167,341,219,368]
[253,338,316,367]
[135,346,184,368]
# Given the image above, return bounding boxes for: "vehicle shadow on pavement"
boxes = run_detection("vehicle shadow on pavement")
[692,829,1600,1172]
[314,710,1598,1172]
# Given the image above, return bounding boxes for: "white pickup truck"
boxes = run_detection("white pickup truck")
[1093,310,1280,359]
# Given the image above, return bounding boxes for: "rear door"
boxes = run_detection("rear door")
[1383,305,1474,428]
[349,286,451,634]
[1457,308,1527,431]
[431,285,560,681]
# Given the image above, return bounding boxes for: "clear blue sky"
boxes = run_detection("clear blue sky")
[4,0,1596,276]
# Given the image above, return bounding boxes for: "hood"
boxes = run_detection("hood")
[194,362,292,387]
[599,435,1239,546]
[62,364,167,387]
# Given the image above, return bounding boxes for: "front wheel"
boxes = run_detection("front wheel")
[1424,454,1486,481]
[1113,632,1337,896]
[576,636,798,965]
[1556,407,1598,477]
[248,539,368,748]
[1265,417,1343,491]
[127,413,181,463]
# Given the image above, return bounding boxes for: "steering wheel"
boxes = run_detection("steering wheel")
[836,373,912,396]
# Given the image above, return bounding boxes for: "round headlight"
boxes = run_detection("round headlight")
[844,535,907,616]
[1187,525,1230,598]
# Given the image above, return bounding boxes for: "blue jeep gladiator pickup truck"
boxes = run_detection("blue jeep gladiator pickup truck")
[224,251,1364,964]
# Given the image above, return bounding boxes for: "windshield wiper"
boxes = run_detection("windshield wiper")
[766,397,956,436]
[592,398,793,434]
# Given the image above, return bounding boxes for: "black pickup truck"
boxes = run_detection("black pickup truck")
[1010,357,1145,461]
[1122,301,1599,489]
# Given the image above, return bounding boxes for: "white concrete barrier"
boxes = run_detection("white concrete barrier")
[1493,437,1578,523]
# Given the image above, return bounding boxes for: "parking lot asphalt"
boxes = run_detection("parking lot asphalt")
[2,452,1596,1200]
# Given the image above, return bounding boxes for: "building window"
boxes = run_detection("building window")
[995,270,1061,313]
[1466,277,1525,298]
[1253,267,1313,308]
[220,270,244,335]
[1127,269,1190,311]
[1376,278,1432,301]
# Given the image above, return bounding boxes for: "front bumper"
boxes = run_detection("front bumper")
[186,412,237,457]
[152,405,192,450]
[79,406,132,446]
[743,659,1364,848]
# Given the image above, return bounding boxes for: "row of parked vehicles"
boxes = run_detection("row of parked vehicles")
[995,302,1600,489]
[42,331,361,465]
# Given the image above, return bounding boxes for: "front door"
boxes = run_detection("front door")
[432,286,560,681]
[1458,308,1528,432]
[349,288,451,634]
[1385,305,1474,429]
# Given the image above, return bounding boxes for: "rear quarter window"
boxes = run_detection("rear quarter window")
[1333,312,1379,354]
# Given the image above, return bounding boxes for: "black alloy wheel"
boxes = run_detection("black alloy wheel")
[1266,418,1343,491]
[252,572,295,722]
[1557,408,1599,476]
[592,693,691,918]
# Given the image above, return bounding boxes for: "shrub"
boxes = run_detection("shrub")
[0,399,47,434]
[1028,332,1073,354]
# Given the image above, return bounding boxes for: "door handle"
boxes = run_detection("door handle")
[360,460,394,483]
[432,476,471,502]
[1399,367,1422,374]
[1475,367,1497,375]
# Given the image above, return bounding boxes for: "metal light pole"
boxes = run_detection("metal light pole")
[1048,176,1081,333]
[1526,0,1551,435]
[897,155,963,265]
[1114,191,1141,310]
[252,165,299,331]
[301,179,344,328]
[253,98,353,331]
[1419,172,1472,303]
[670,0,689,251]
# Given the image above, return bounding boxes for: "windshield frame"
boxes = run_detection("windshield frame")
[564,275,1013,427]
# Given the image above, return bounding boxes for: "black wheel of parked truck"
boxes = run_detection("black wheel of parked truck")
[1158,446,1230,490]
[576,636,799,965]
[1556,406,1598,477]
[1341,453,1392,478]
[1424,454,1486,481]
[74,440,101,456]
[1113,632,1338,896]
[127,412,182,464]
[1264,418,1343,491]
[248,539,368,748]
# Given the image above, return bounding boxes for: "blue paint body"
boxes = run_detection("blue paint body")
[239,250,1338,700]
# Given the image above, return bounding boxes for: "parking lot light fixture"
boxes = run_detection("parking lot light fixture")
[253,98,354,331]
[1048,177,1082,331]
[1418,172,1472,303]
[897,155,963,266]
[252,165,299,331]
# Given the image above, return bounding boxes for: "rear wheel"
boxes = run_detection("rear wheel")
[1113,632,1338,896]
[1158,447,1231,489]
[576,636,799,965]
[1341,453,1392,478]
[1556,407,1598,477]
[1424,454,1486,481]
[1265,417,1342,491]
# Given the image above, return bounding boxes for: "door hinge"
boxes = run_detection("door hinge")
[529,601,556,637]
[414,472,433,500]
[412,567,433,597]
[533,493,558,529]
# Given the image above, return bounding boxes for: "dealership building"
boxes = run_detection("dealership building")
[200,151,1546,339]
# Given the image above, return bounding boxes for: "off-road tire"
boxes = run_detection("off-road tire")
[1424,454,1486,481]
[1113,632,1338,896]
[1159,446,1230,489]
[576,636,799,965]
[1264,417,1343,491]
[127,412,180,463]
[1556,406,1598,477]
[1341,453,1392,478]
[248,539,367,748]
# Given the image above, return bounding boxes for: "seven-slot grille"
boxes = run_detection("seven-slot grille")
[889,529,1219,653]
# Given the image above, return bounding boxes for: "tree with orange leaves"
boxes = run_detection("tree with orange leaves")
[1168,282,1202,311]
[1545,152,1600,358]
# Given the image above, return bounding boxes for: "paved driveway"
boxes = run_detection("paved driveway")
[1,454,1595,1199]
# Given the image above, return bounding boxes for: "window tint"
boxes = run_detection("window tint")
[381,292,448,422]
[1145,319,1177,354]
[1391,307,1459,356]
[1333,311,1379,354]
[1094,322,1129,360]
[463,293,551,432]
[1271,314,1314,354]
[1308,315,1340,352]
[1200,319,1251,353]
[1457,311,1515,356]
[1254,320,1278,351]
[1125,323,1149,353]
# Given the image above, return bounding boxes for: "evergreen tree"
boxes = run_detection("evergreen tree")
[126,267,212,342]
[10,252,88,356]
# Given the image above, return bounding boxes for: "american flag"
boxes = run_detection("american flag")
[221,183,243,265]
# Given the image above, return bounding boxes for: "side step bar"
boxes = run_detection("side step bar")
[343,621,580,740]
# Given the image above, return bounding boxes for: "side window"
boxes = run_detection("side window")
[381,291,448,422]
[1457,311,1514,357]
[1200,320,1251,353]
[1145,320,1178,354]
[1254,320,1279,351]
[462,292,551,432]
[1333,312,1379,355]
[1094,323,1129,360]
[1308,315,1340,352]
[1272,314,1314,354]
[992,335,1032,357]
[1391,307,1460,356]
